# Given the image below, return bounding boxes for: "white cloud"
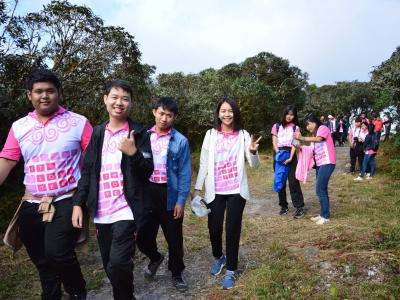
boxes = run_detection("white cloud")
[16,0,400,85]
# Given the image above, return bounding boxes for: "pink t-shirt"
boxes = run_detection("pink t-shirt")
[149,126,171,184]
[0,107,92,198]
[214,130,240,194]
[339,120,344,133]
[312,125,336,166]
[349,127,367,142]
[271,123,300,148]
[94,123,133,224]
[362,118,370,125]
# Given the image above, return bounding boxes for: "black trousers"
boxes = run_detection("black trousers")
[136,183,185,276]
[273,153,305,209]
[350,148,364,172]
[18,199,86,300]
[208,194,246,271]
[96,220,136,300]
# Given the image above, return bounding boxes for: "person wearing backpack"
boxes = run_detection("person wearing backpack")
[354,124,379,181]
[271,105,305,218]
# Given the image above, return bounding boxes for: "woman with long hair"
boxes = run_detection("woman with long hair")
[271,105,305,218]
[194,97,261,289]
[294,114,336,225]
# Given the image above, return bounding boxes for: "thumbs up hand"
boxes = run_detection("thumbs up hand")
[118,130,137,156]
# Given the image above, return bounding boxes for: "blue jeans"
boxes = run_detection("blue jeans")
[361,154,376,177]
[316,164,335,219]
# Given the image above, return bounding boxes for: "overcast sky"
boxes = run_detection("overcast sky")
[15,0,400,86]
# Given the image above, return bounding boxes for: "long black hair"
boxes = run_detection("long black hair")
[279,105,299,127]
[304,113,322,135]
[215,97,242,131]
[368,123,375,134]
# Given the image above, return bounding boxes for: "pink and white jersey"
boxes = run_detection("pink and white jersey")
[214,131,240,194]
[271,123,299,148]
[339,121,344,133]
[349,127,367,142]
[94,123,133,224]
[0,107,92,199]
[329,119,337,133]
[149,126,171,184]
[312,125,336,167]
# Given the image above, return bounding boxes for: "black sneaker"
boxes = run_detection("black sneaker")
[293,208,305,219]
[172,275,188,291]
[279,207,289,215]
[144,254,164,279]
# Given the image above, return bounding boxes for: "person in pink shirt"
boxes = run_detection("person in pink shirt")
[136,98,191,291]
[271,105,305,218]
[294,114,336,225]
[72,80,154,300]
[0,69,91,299]
[354,123,379,181]
[360,112,370,125]
[383,114,392,141]
[194,97,261,289]
[347,117,367,174]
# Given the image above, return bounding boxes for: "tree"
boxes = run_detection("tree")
[304,81,377,119]
[371,46,400,120]
[155,52,309,146]
[0,0,153,139]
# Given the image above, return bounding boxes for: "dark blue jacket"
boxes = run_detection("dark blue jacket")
[162,128,191,210]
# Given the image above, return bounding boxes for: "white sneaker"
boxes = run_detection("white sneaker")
[366,176,373,180]
[316,217,330,225]
[310,215,322,222]
[354,176,363,181]
[366,173,370,178]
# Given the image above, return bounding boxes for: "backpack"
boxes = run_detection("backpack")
[275,123,297,133]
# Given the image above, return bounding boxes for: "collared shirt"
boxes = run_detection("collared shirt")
[149,126,172,184]
[214,130,240,194]
[349,126,367,142]
[0,106,92,200]
[94,122,133,224]
[271,122,299,147]
[312,125,337,166]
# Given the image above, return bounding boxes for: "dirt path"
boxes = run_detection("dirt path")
[87,147,350,299]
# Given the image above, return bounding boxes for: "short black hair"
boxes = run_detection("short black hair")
[279,105,299,126]
[105,80,133,98]
[215,97,241,131]
[25,69,62,92]
[153,97,178,115]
